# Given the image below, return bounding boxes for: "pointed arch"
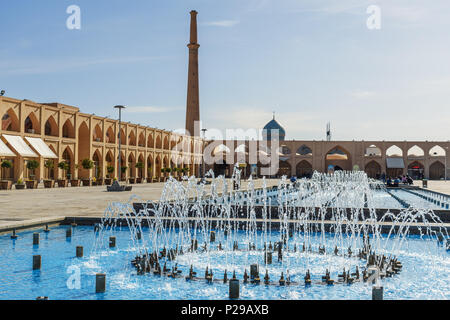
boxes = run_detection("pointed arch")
[147,133,154,148]
[296,145,312,156]
[24,112,40,134]
[92,149,103,178]
[128,152,136,177]
[365,145,382,157]
[325,145,352,172]
[93,124,103,142]
[44,115,59,137]
[163,136,169,150]
[407,161,424,180]
[128,130,136,146]
[147,154,154,180]
[62,146,74,179]
[429,161,445,180]
[386,145,403,157]
[278,160,291,177]
[155,155,162,179]
[106,126,115,144]
[429,145,446,157]
[1,108,19,132]
[62,119,75,138]
[77,122,90,178]
[407,145,424,157]
[365,160,382,179]
[138,132,145,147]
[156,135,162,149]
[119,128,126,145]
[296,160,312,178]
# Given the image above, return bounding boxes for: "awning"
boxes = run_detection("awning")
[1,134,38,158]
[0,139,15,157]
[386,157,405,169]
[25,137,58,159]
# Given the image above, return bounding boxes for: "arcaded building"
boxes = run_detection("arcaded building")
[0,96,203,183]
[205,117,449,180]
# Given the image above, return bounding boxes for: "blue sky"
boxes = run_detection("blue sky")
[1,0,449,141]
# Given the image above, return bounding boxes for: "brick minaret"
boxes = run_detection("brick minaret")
[185,10,200,136]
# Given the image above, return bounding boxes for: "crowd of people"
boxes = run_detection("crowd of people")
[380,173,414,187]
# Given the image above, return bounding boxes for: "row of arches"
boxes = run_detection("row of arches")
[1,108,201,153]
[59,143,199,181]
[275,144,447,158]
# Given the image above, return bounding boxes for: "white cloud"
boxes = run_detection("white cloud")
[203,20,240,27]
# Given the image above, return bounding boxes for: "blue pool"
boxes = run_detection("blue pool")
[0,225,448,300]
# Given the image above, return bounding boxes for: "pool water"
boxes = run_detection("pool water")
[0,226,449,300]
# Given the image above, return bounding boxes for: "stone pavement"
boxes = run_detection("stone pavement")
[413,180,450,195]
[0,179,279,229]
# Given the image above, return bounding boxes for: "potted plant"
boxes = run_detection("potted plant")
[70,164,80,186]
[26,160,39,189]
[57,162,69,187]
[15,178,25,190]
[182,167,190,177]
[120,166,127,181]
[105,166,114,185]
[0,160,13,190]
[43,160,55,188]
[129,176,136,184]
[81,159,94,186]
[135,162,144,183]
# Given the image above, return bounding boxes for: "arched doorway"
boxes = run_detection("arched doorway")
[429,161,445,180]
[365,161,381,179]
[105,151,114,178]
[128,153,136,178]
[93,150,102,179]
[278,160,291,177]
[147,155,153,181]
[78,122,90,178]
[62,147,74,179]
[296,160,312,178]
[325,146,352,172]
[407,161,424,180]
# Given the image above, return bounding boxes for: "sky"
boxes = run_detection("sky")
[0,0,449,141]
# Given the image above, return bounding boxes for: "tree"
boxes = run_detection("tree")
[58,161,70,179]
[135,162,144,178]
[44,160,54,180]
[1,160,12,180]
[26,160,39,180]
[81,159,94,170]
[107,165,114,178]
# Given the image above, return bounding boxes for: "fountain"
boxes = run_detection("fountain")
[89,167,449,299]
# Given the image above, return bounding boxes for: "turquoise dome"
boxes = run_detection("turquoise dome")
[263,116,285,141]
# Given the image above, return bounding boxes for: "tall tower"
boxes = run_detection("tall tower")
[185,10,200,136]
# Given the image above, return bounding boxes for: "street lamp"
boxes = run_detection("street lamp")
[114,105,126,181]
[201,128,207,178]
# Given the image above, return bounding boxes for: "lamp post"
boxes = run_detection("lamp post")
[201,128,207,178]
[114,105,126,181]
